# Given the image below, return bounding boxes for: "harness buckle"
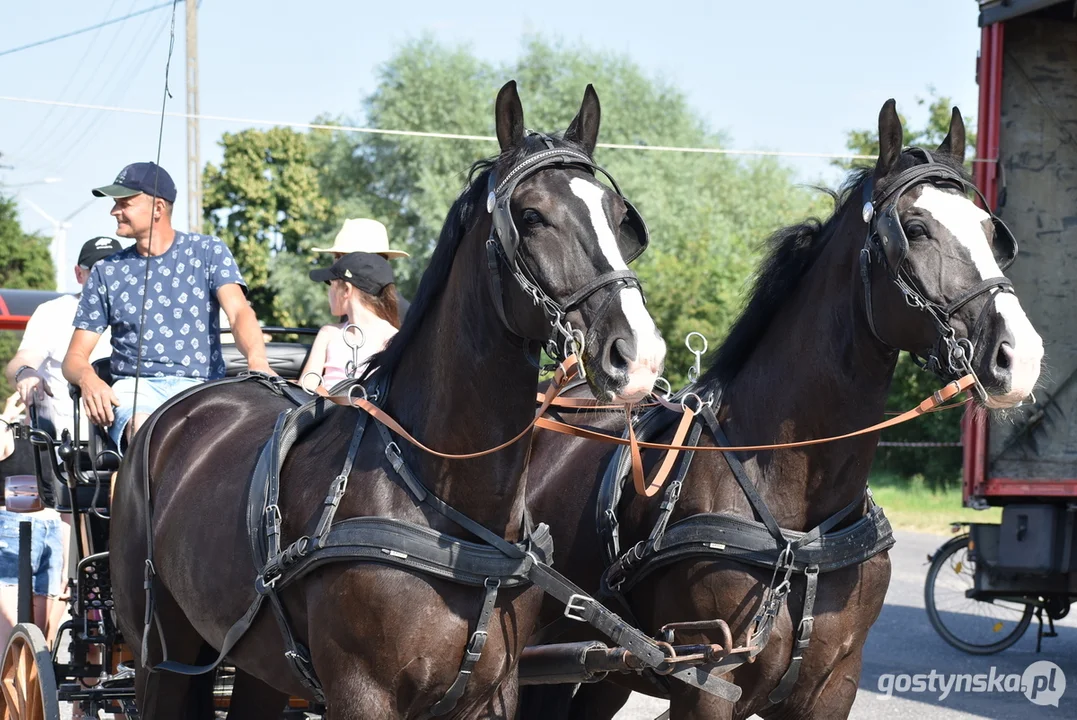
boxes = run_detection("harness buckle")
[564,593,592,622]
[465,630,489,659]
[255,572,279,595]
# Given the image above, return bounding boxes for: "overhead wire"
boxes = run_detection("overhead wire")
[50,11,173,173]
[34,0,148,170]
[12,0,123,159]
[0,1,174,59]
[0,95,996,163]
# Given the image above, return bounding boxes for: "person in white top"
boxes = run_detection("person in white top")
[301,253,399,389]
[5,237,121,438]
[312,218,410,323]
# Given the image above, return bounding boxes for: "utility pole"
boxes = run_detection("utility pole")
[186,0,202,233]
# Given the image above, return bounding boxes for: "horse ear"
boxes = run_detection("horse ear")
[875,99,903,178]
[937,107,966,165]
[564,84,601,156]
[495,80,525,152]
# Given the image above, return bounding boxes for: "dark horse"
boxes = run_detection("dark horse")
[522,101,1044,719]
[110,81,666,719]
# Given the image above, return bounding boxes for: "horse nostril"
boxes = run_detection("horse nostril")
[609,338,633,374]
[996,342,1013,372]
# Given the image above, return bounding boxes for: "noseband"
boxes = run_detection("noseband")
[859,149,1018,392]
[484,135,649,366]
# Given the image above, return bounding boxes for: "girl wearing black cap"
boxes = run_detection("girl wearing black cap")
[302,252,400,388]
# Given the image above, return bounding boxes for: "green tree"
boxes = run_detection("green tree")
[200,36,825,382]
[0,194,57,398]
[343,36,825,381]
[202,127,334,327]
[837,89,978,489]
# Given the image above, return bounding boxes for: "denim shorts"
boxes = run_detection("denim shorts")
[110,376,206,451]
[0,507,64,597]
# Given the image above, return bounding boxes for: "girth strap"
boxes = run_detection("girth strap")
[769,565,819,704]
[430,577,501,716]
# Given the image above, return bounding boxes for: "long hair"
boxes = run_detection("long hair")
[363,283,400,329]
[331,279,401,329]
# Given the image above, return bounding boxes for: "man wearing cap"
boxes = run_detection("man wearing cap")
[63,162,271,450]
[5,237,122,437]
[313,218,410,321]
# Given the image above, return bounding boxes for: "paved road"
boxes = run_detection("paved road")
[614,529,1076,719]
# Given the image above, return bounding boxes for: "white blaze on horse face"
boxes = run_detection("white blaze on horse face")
[569,177,665,401]
[914,186,1043,406]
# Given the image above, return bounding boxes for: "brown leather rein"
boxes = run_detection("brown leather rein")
[310,356,973,498]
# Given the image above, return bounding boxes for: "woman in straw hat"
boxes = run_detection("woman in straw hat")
[313,218,410,322]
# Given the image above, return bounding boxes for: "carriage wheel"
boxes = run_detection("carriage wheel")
[924,534,1034,655]
[0,624,60,720]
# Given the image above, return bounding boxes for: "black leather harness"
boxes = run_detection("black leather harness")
[137,374,742,712]
[586,393,895,705]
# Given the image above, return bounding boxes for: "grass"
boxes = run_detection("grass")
[869,471,1001,535]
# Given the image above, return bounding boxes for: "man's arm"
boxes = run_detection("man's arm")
[63,329,118,426]
[217,283,271,375]
[5,349,45,387]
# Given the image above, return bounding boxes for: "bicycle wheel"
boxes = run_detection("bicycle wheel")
[924,534,1033,655]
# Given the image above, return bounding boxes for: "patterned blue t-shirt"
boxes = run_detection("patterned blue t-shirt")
[74,232,246,379]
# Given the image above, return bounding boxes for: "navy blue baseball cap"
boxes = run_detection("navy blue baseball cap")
[91,162,178,203]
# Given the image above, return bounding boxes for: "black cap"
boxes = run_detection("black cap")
[91,162,178,203]
[77,236,124,268]
[309,252,395,295]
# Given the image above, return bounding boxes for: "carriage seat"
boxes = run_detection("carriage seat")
[222,340,312,381]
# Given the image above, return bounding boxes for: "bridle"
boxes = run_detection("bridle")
[484,134,649,370]
[859,148,1018,396]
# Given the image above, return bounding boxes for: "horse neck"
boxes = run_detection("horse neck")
[385,227,539,541]
[716,210,899,531]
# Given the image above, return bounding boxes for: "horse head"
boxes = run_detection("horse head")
[861,99,1043,409]
[486,81,665,403]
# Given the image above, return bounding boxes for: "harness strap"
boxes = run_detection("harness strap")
[311,411,369,548]
[430,578,501,716]
[319,355,578,461]
[939,276,1013,317]
[768,565,819,704]
[560,270,640,312]
[631,404,696,497]
[375,422,526,559]
[533,373,973,455]
[699,406,784,544]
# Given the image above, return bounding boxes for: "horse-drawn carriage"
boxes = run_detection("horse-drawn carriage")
[0,314,321,718]
[0,75,1046,719]
[924,1,1077,659]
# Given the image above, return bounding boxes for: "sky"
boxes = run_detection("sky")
[0,0,985,292]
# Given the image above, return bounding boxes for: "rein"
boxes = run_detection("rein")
[314,355,579,460]
[533,374,974,497]
[315,366,971,501]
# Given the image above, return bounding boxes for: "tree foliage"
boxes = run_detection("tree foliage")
[0,194,57,398]
[202,127,334,327]
[282,36,823,381]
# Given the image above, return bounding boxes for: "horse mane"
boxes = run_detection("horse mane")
[699,167,873,390]
[699,148,970,392]
[363,133,588,382]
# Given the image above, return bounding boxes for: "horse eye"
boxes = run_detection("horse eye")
[521,209,544,226]
[905,221,928,239]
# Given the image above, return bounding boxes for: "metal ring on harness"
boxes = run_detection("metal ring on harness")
[653,377,672,399]
[564,328,587,381]
[680,392,705,415]
[346,383,368,403]
[686,332,708,383]
[300,371,323,394]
